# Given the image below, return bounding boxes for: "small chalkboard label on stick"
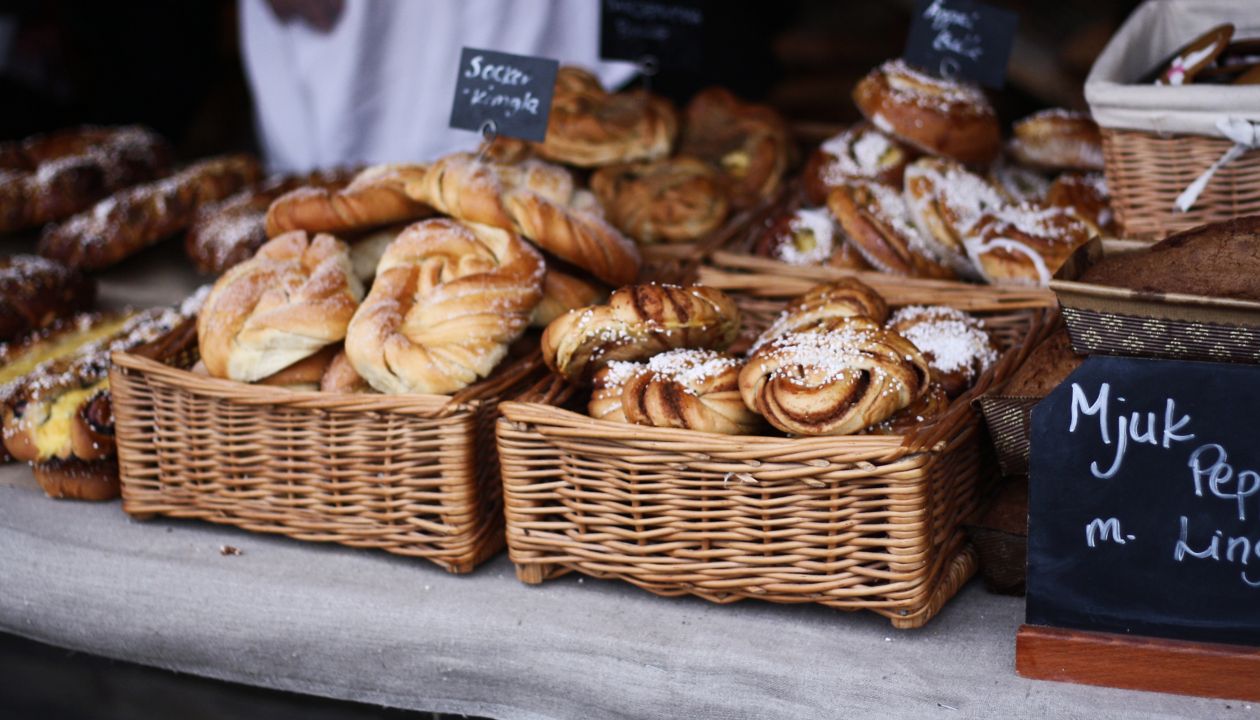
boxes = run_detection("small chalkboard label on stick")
[903,0,1017,88]
[1027,355,1260,647]
[599,0,704,71]
[449,47,559,143]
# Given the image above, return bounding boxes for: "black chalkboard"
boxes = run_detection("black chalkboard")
[449,47,559,143]
[1028,355,1260,647]
[903,0,1017,89]
[599,0,704,71]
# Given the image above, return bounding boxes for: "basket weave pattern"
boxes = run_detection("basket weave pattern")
[497,285,1052,627]
[1102,128,1260,240]
[111,344,543,573]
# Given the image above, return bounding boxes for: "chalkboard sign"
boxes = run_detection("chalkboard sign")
[599,0,704,71]
[903,0,1017,89]
[1028,355,1260,647]
[449,47,559,143]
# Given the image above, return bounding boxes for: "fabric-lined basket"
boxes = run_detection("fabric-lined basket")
[111,319,545,573]
[1086,0,1260,239]
[495,274,1054,627]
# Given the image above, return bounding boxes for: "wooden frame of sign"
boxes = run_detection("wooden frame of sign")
[1016,625,1260,701]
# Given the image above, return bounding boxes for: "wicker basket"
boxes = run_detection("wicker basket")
[637,196,782,284]
[496,274,1055,627]
[110,321,546,573]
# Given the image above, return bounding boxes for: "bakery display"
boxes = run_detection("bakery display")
[0,255,95,342]
[679,87,791,210]
[590,157,729,244]
[265,164,432,237]
[1008,110,1104,172]
[590,349,760,434]
[902,157,1006,278]
[38,154,263,271]
[186,168,359,275]
[0,125,171,233]
[803,124,911,205]
[853,59,1001,166]
[754,277,889,346]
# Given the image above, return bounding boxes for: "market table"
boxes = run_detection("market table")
[0,243,1250,720]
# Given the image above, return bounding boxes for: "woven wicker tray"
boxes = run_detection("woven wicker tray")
[111,319,546,573]
[496,274,1055,627]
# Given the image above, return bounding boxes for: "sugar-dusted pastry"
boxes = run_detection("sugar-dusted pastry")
[964,203,1095,286]
[264,164,432,237]
[886,305,997,398]
[535,66,678,167]
[754,278,889,349]
[752,206,850,267]
[590,157,729,244]
[1046,172,1114,237]
[590,349,760,434]
[1009,109,1104,172]
[827,180,956,279]
[803,124,911,205]
[988,156,1051,205]
[542,284,739,384]
[853,59,1000,166]
[902,157,1007,279]
[679,87,791,209]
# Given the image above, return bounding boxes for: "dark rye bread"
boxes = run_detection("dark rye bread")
[1080,215,1260,301]
[1004,327,1083,397]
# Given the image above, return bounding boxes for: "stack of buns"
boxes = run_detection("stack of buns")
[754,58,1112,287]
[541,278,997,437]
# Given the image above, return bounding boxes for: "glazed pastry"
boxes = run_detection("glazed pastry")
[988,156,1051,205]
[853,59,1000,166]
[739,319,931,436]
[679,87,791,209]
[864,384,949,435]
[1154,23,1234,85]
[39,155,263,271]
[754,279,889,349]
[0,125,171,232]
[344,219,544,394]
[1009,109,1104,172]
[827,181,956,279]
[535,66,678,167]
[0,255,95,342]
[590,157,729,244]
[590,349,760,434]
[886,305,997,398]
[752,207,846,267]
[264,164,432,237]
[530,270,607,328]
[902,157,1007,278]
[542,284,739,384]
[185,168,359,275]
[198,232,364,382]
[964,204,1095,286]
[803,124,910,205]
[1046,173,1114,237]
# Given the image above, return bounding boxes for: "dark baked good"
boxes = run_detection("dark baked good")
[1151,23,1234,85]
[1079,215,1260,301]
[679,87,791,209]
[0,255,95,342]
[1004,327,1082,397]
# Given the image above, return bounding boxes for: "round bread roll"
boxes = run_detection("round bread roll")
[853,59,1000,166]
[827,181,957,279]
[1009,109,1104,172]
[803,124,910,205]
[198,231,364,382]
[589,349,760,434]
[886,305,997,398]
[739,318,931,436]
[590,157,729,244]
[542,284,739,384]
[344,218,544,395]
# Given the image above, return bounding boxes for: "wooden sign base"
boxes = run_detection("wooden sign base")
[1016,624,1260,701]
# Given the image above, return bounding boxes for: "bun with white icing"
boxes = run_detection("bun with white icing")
[902,157,1006,280]
[963,204,1095,287]
[803,124,911,205]
[752,206,864,269]
[1046,172,1114,237]
[886,305,997,398]
[827,180,956,279]
[590,349,760,434]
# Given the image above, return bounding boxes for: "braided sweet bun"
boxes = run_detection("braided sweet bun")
[589,349,760,434]
[803,124,910,205]
[739,318,931,436]
[680,87,791,209]
[902,157,1007,279]
[853,59,1000,166]
[886,305,997,398]
[537,66,678,167]
[542,284,739,384]
[755,279,889,350]
[1046,173,1113,237]
[827,181,957,279]
[531,270,607,328]
[1009,109,1104,172]
[964,204,1095,287]
[590,157,729,244]
[344,218,544,395]
[198,231,363,382]
[864,384,950,435]
[411,153,571,229]
[265,164,432,237]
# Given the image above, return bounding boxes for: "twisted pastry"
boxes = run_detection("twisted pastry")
[803,123,910,205]
[864,384,950,435]
[902,157,1007,279]
[589,349,760,434]
[827,181,956,279]
[680,87,790,209]
[535,66,678,167]
[265,164,432,237]
[0,255,95,343]
[198,232,363,382]
[739,319,931,436]
[344,218,544,394]
[542,284,739,384]
[590,157,729,244]
[886,305,997,398]
[530,270,607,328]
[754,279,889,350]
[964,203,1094,287]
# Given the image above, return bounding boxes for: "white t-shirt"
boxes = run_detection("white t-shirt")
[240,0,637,171]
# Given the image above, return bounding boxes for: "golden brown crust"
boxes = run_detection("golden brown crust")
[827,181,956,279]
[591,349,761,434]
[886,305,997,398]
[751,206,854,268]
[535,66,678,167]
[1009,109,1104,172]
[542,284,740,384]
[0,255,95,343]
[530,271,607,328]
[319,349,372,393]
[590,157,729,244]
[755,279,889,349]
[902,157,1005,278]
[1004,327,1082,397]
[803,124,910,205]
[852,59,1000,166]
[1046,172,1113,237]
[38,154,262,271]
[965,204,1094,287]
[679,87,790,209]
[264,164,432,238]
[863,383,949,435]
[255,344,341,389]
[32,457,120,501]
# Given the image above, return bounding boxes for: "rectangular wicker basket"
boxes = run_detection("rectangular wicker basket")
[110,320,545,573]
[495,275,1054,627]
